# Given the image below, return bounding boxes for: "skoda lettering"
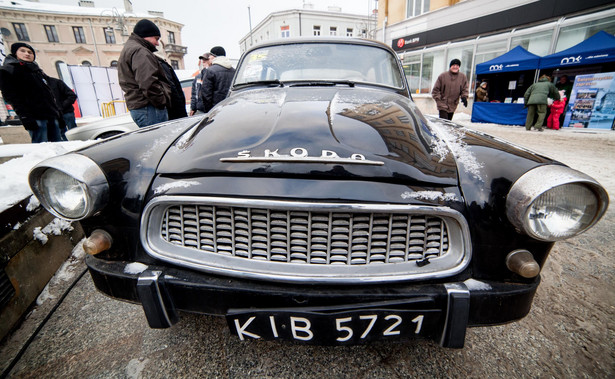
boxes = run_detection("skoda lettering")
[220,148,385,165]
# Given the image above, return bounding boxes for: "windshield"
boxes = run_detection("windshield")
[234,42,405,89]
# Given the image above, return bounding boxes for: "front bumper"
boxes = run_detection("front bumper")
[86,255,539,348]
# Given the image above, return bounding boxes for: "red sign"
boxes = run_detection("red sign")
[397,39,405,49]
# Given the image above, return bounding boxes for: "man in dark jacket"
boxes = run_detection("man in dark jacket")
[0,42,63,143]
[200,46,235,112]
[431,59,469,120]
[48,77,78,140]
[189,53,212,115]
[155,52,187,120]
[118,19,171,127]
[524,75,560,131]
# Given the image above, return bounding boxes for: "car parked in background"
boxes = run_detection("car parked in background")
[29,38,608,348]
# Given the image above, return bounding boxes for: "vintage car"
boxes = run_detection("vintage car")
[28,38,608,348]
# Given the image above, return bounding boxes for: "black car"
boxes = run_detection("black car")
[29,38,608,348]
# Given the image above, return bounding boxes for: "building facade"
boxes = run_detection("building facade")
[0,0,186,80]
[239,5,377,54]
[376,0,615,96]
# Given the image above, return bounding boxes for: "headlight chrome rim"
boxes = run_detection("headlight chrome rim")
[506,165,609,241]
[28,153,109,220]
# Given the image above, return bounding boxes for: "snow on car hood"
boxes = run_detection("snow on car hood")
[157,87,458,186]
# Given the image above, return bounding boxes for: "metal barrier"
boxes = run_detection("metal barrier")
[101,100,126,118]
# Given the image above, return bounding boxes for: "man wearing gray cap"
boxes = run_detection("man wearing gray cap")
[118,19,171,127]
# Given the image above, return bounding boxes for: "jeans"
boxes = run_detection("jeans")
[63,112,77,129]
[29,119,62,143]
[129,105,168,128]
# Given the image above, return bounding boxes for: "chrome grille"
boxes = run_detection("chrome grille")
[160,205,449,265]
[143,196,470,283]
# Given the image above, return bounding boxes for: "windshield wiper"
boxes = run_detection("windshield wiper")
[288,80,355,87]
[233,79,284,88]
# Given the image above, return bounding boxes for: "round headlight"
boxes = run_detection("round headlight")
[29,153,109,221]
[40,168,88,219]
[507,165,609,241]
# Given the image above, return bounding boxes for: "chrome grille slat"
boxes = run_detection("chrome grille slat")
[159,204,452,265]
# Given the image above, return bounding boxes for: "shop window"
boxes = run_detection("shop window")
[313,26,321,36]
[73,26,86,44]
[407,0,430,18]
[403,56,422,93]
[420,50,445,94]
[511,30,553,56]
[12,23,29,41]
[555,16,615,52]
[168,31,176,44]
[447,45,474,82]
[44,25,59,43]
[104,27,116,44]
[474,40,507,66]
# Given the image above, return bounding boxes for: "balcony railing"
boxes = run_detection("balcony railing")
[164,44,187,55]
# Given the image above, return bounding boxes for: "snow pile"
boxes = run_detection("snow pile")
[33,218,74,245]
[0,141,92,213]
[428,119,484,181]
[401,191,459,202]
[124,262,148,275]
[154,180,199,194]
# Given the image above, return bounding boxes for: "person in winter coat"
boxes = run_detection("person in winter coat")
[48,77,78,141]
[547,90,567,130]
[475,81,488,102]
[118,19,171,127]
[431,59,469,120]
[189,53,213,115]
[0,42,63,143]
[200,46,236,112]
[523,75,560,131]
[154,43,187,120]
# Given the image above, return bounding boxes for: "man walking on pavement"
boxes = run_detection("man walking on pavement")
[118,19,171,127]
[200,46,235,112]
[431,59,469,120]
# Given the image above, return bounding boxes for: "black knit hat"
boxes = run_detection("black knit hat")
[133,19,161,38]
[450,59,461,67]
[11,42,36,60]
[209,46,226,57]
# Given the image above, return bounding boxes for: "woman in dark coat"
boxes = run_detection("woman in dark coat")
[0,43,63,143]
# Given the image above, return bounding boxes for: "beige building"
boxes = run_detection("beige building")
[0,0,186,80]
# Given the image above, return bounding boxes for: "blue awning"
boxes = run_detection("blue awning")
[476,46,540,75]
[539,31,615,69]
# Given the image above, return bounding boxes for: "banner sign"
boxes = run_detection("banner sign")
[564,71,615,129]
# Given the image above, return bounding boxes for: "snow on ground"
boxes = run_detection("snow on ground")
[0,141,93,213]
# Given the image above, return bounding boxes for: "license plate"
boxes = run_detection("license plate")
[226,299,442,344]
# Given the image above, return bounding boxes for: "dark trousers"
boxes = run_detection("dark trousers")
[439,110,454,120]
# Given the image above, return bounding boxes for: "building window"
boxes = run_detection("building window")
[170,60,179,70]
[555,15,615,52]
[346,28,353,37]
[330,26,337,36]
[406,0,430,18]
[12,23,29,41]
[44,25,59,43]
[110,60,118,68]
[73,26,86,44]
[280,25,290,38]
[81,60,91,67]
[313,25,321,36]
[168,31,175,44]
[104,27,116,44]
[510,30,553,56]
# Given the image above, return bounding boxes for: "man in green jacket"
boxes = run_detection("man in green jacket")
[524,75,560,131]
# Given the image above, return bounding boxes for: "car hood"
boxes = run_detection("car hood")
[157,87,458,186]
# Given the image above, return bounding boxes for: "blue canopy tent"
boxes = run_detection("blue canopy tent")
[472,46,540,125]
[539,31,615,69]
[476,46,541,74]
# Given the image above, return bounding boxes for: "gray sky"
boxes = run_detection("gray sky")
[42,0,376,70]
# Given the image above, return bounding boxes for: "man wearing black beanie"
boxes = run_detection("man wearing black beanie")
[118,19,172,127]
[431,58,469,120]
